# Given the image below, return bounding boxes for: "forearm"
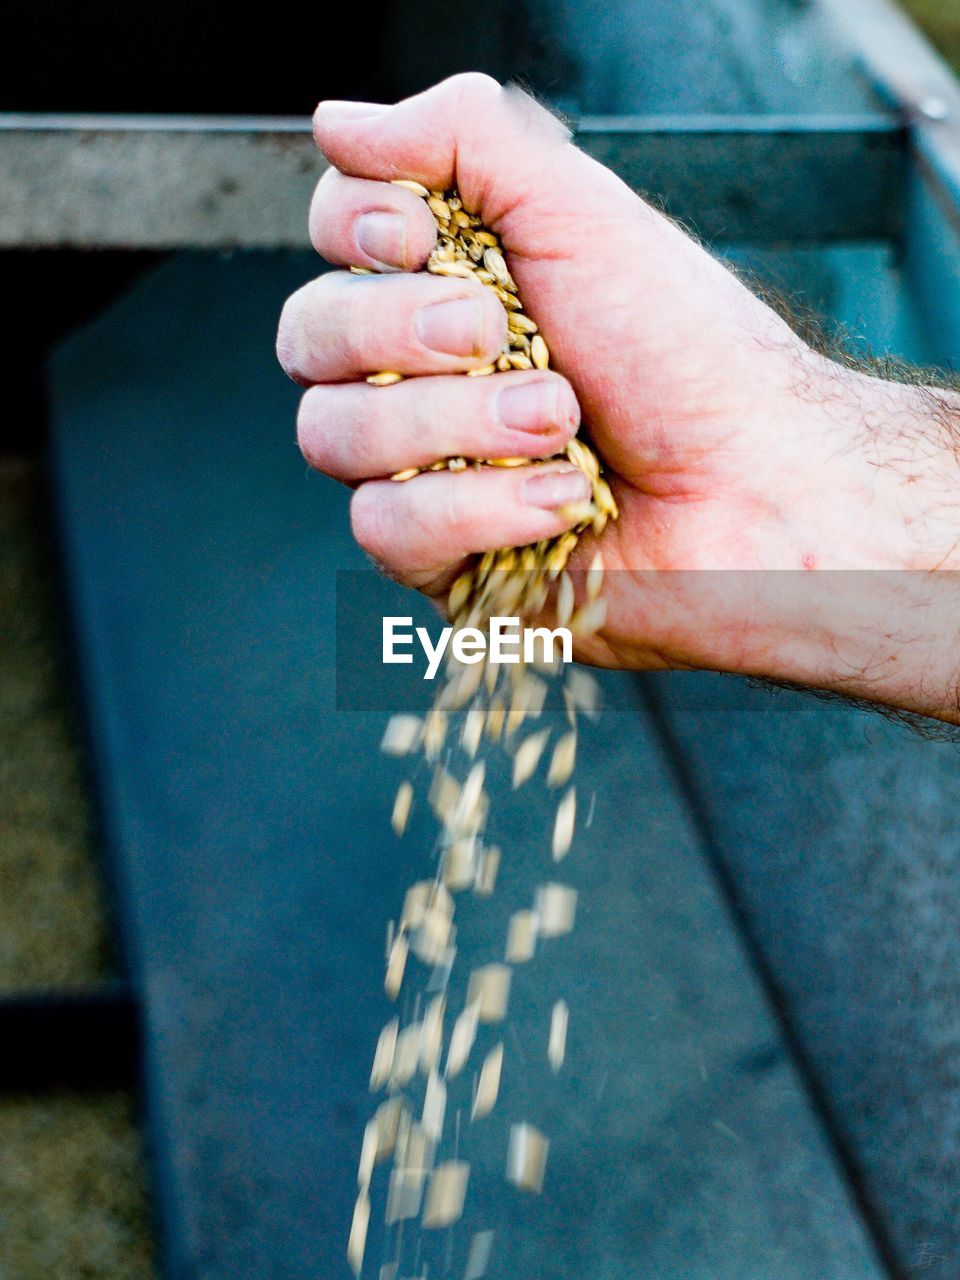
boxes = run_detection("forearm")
[737,358,960,724]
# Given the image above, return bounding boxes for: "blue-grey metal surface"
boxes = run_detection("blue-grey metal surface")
[48,252,886,1278]
[645,229,960,1280]
[647,675,960,1280]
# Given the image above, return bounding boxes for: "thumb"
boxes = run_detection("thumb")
[312,73,630,232]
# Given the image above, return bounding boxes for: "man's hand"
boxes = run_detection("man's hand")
[277,73,960,724]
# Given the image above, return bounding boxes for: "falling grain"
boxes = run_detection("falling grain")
[466,964,512,1023]
[385,932,409,999]
[391,780,414,836]
[548,999,569,1072]
[552,787,577,859]
[570,596,608,637]
[422,1161,471,1229]
[422,1068,448,1142]
[420,993,446,1073]
[506,1123,549,1194]
[464,1230,495,1280]
[512,728,549,788]
[535,883,578,937]
[587,550,604,600]
[445,1002,480,1078]
[370,1017,399,1090]
[505,910,539,963]
[381,714,422,756]
[474,845,501,896]
[547,732,577,787]
[471,1042,504,1120]
[347,1192,371,1276]
[391,1021,423,1087]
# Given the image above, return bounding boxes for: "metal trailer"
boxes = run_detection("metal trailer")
[2,0,960,1276]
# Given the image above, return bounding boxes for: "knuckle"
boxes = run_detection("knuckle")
[295,388,332,470]
[445,72,501,110]
[355,384,392,467]
[276,290,310,385]
[307,169,340,253]
[480,289,509,358]
[350,484,396,564]
[277,275,342,382]
[437,479,476,548]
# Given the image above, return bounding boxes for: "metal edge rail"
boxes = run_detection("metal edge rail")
[0,111,904,249]
[817,0,960,229]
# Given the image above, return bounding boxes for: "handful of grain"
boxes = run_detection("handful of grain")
[346,185,616,1280]
[360,181,618,633]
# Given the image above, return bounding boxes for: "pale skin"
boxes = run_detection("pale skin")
[277,73,960,725]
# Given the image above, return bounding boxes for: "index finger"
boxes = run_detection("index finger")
[311,73,574,228]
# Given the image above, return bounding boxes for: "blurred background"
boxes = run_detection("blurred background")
[2,2,960,1278]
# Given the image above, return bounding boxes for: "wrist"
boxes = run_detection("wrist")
[801,353,960,572]
[743,353,960,720]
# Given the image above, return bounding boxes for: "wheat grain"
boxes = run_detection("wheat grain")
[552,786,577,859]
[471,1042,504,1120]
[370,1017,399,1090]
[348,1191,371,1276]
[505,909,539,963]
[548,999,569,1073]
[422,1161,470,1228]
[391,780,414,836]
[535,883,578,937]
[547,731,577,788]
[506,1123,549,1194]
[466,963,512,1023]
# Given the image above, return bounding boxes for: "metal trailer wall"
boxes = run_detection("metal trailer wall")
[3,0,959,1275]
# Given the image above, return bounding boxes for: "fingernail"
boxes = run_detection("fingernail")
[496,380,561,434]
[356,211,407,270]
[522,466,592,510]
[416,298,485,356]
[315,100,390,124]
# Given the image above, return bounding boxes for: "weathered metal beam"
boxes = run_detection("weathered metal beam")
[817,0,960,233]
[0,112,904,249]
[577,115,905,243]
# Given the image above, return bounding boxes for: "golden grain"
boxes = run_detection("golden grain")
[552,787,577,860]
[512,729,549,788]
[369,1017,399,1091]
[384,932,409,999]
[506,1123,549,1194]
[347,1192,371,1276]
[391,178,430,197]
[506,910,539,963]
[535,883,578,936]
[471,1042,504,1120]
[466,963,512,1023]
[422,1161,470,1228]
[548,999,569,1073]
[391,780,413,836]
[445,1001,480,1078]
[547,731,577,788]
[422,1068,447,1142]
